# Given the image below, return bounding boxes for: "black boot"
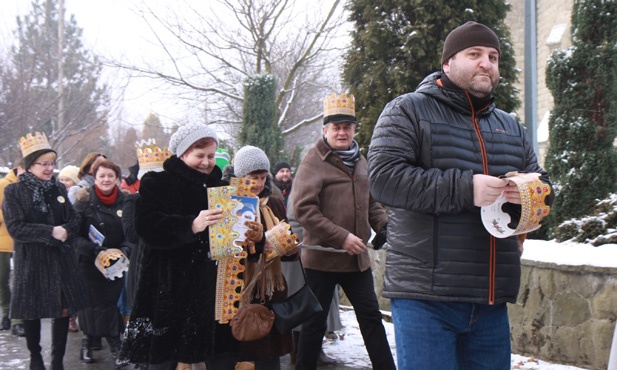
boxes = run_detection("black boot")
[80,335,95,363]
[90,336,102,350]
[107,336,129,368]
[50,317,69,370]
[23,319,45,370]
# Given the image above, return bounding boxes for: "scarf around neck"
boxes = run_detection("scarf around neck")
[332,140,361,173]
[94,185,118,206]
[19,172,56,212]
[243,196,286,299]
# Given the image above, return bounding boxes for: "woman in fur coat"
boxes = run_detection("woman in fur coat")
[119,123,238,370]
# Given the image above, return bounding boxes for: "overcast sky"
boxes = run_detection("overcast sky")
[0,0,217,131]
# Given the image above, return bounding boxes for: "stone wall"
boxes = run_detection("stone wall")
[509,259,617,369]
[344,249,616,369]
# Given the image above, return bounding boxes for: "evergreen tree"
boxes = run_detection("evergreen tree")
[111,125,140,171]
[239,74,286,163]
[343,0,519,149]
[142,113,172,149]
[544,0,617,231]
[0,0,110,165]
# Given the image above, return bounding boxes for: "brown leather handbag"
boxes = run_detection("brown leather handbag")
[230,256,275,341]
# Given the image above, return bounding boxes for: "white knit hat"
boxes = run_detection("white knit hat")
[59,165,80,184]
[234,146,270,178]
[168,123,219,157]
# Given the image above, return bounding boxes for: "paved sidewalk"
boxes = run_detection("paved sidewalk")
[0,319,366,370]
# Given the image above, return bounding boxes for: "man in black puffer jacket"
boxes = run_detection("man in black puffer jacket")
[367,21,554,370]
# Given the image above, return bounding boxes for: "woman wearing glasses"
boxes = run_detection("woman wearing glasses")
[2,132,89,370]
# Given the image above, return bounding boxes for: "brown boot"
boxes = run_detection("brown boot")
[235,362,255,370]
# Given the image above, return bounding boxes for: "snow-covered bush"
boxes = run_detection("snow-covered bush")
[553,193,617,246]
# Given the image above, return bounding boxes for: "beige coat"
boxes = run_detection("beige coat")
[0,169,19,253]
[292,138,386,272]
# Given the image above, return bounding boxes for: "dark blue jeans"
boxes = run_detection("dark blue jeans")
[296,268,395,370]
[391,298,511,370]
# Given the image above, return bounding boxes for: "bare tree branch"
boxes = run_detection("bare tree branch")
[105,0,347,147]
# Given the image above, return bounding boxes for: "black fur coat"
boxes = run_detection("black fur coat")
[119,155,233,365]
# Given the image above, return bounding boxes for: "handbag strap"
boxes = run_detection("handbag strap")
[297,257,309,286]
[241,254,267,306]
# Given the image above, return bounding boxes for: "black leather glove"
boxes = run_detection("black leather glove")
[371,224,387,250]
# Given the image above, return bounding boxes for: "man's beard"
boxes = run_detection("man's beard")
[277,178,291,185]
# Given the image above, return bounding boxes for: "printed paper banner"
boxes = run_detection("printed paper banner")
[215,252,247,324]
[207,185,258,260]
[481,172,551,238]
[211,178,257,323]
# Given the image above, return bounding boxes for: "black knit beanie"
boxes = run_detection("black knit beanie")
[441,21,501,64]
[273,161,291,175]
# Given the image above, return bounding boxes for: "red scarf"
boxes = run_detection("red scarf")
[94,185,118,206]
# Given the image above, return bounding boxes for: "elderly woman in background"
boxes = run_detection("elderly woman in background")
[2,132,89,370]
[57,164,82,332]
[71,159,131,367]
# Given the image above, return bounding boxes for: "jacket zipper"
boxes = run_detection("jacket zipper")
[466,92,496,305]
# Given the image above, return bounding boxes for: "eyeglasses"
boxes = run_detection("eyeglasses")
[33,162,57,168]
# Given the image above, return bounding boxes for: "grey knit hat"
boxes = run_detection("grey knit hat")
[441,21,500,64]
[234,146,270,178]
[168,123,219,157]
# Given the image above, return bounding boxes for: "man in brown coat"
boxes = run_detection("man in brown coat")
[291,93,395,370]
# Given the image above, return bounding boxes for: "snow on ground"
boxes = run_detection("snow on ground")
[324,308,587,369]
[522,239,617,268]
[324,238,605,369]
[322,307,397,368]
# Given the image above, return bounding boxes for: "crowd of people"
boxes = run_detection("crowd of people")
[0,21,554,370]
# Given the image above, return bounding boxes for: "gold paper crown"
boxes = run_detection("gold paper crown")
[19,132,52,157]
[481,172,551,238]
[323,93,355,118]
[135,139,171,171]
[266,222,299,260]
[515,175,551,233]
[230,177,258,196]
[94,248,130,280]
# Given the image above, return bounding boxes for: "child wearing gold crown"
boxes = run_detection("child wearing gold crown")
[2,132,89,370]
